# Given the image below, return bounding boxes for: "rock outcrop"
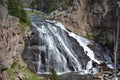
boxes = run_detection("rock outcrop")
[46,0,120,65]
[34,0,45,10]
[49,0,118,44]
[0,5,24,79]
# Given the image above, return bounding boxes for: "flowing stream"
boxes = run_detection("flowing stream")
[25,15,114,75]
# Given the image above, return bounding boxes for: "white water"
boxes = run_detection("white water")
[68,32,101,64]
[29,15,114,75]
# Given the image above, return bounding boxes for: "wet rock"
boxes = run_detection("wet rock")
[47,0,119,53]
[59,72,95,80]
[27,64,36,73]
[68,35,90,69]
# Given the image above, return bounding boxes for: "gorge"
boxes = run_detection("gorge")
[23,15,115,76]
[0,0,120,80]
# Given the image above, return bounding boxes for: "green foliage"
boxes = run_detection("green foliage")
[29,1,35,11]
[86,32,114,48]
[19,9,28,22]
[7,59,19,80]
[10,59,18,69]
[64,0,73,6]
[21,19,31,33]
[0,0,4,6]
[7,0,18,16]
[50,68,60,80]
[7,0,28,23]
[7,57,40,80]
[26,11,40,16]
[22,67,40,80]
[44,0,73,13]
[44,0,61,13]
[87,32,105,41]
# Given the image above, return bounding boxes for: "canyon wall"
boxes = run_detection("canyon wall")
[0,5,24,79]
[35,0,120,64]
[49,0,118,46]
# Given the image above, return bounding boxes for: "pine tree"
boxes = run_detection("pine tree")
[7,0,28,23]
[8,0,19,16]
[50,68,60,80]
[0,0,4,6]
[29,1,35,12]
[19,9,28,22]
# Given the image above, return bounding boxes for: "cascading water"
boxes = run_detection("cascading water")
[24,15,114,75]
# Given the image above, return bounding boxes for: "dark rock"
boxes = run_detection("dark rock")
[45,0,120,66]
[67,34,90,69]
[59,72,95,80]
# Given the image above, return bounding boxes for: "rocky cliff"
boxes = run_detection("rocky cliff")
[35,0,120,65]
[0,5,24,79]
[49,0,118,45]
[35,0,119,46]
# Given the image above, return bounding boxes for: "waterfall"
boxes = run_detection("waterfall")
[25,15,114,75]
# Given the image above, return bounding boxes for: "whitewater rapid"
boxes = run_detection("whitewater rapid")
[27,15,114,75]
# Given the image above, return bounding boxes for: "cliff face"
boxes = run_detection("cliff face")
[0,5,23,79]
[50,0,120,49]
[49,0,118,45]
[34,0,45,10]
[35,0,120,64]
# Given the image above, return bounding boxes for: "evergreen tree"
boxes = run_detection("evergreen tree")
[7,0,18,17]
[19,9,28,22]
[29,1,35,12]
[44,0,61,13]
[50,68,60,80]
[0,0,4,6]
[7,0,28,23]
[17,0,24,8]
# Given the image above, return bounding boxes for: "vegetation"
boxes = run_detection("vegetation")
[7,56,40,80]
[26,11,40,16]
[44,0,73,13]
[7,0,29,24]
[50,68,60,80]
[64,0,73,6]
[7,56,60,80]
[0,0,4,6]
[29,1,35,12]
[44,0,60,13]
[87,32,114,49]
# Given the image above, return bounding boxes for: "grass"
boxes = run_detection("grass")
[7,57,41,80]
[26,11,40,16]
